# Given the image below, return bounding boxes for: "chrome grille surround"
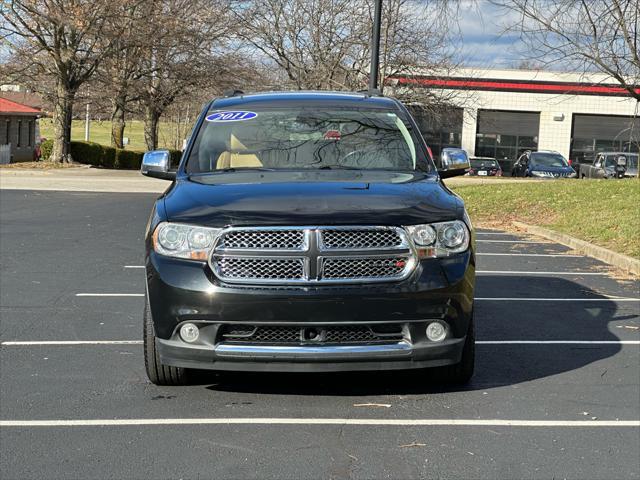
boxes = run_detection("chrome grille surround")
[210,226,417,285]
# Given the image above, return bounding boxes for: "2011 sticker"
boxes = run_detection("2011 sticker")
[206,111,258,122]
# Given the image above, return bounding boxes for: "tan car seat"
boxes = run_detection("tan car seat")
[216,134,263,169]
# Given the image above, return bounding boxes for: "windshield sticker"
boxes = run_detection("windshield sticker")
[206,111,258,122]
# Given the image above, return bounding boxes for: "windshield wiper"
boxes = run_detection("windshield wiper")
[317,165,362,170]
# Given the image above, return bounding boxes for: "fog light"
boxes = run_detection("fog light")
[179,323,199,343]
[426,322,446,342]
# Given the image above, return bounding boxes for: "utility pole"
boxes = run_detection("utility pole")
[368,0,383,92]
[84,103,90,142]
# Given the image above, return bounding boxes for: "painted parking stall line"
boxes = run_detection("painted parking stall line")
[475,297,640,302]
[477,239,550,244]
[476,270,607,276]
[75,293,144,297]
[2,340,638,346]
[1,418,638,428]
[477,253,582,257]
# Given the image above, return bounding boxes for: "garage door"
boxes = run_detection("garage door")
[475,110,540,172]
[571,114,640,164]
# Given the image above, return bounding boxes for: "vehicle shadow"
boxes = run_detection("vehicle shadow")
[198,275,635,395]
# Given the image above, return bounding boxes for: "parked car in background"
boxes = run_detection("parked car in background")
[580,152,639,179]
[511,150,576,178]
[468,157,502,176]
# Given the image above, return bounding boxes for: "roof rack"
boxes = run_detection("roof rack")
[223,89,245,97]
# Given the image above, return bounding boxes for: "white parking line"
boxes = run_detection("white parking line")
[477,240,549,244]
[2,340,638,346]
[124,265,145,269]
[74,293,639,301]
[477,253,581,257]
[1,340,143,346]
[0,418,637,427]
[75,293,144,297]
[476,297,640,302]
[476,270,607,276]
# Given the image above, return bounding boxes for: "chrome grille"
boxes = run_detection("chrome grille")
[214,257,305,281]
[220,229,305,250]
[322,256,409,280]
[321,228,404,249]
[210,226,415,285]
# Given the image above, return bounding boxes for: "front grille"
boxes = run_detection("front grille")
[215,257,305,281]
[322,256,409,280]
[320,229,404,249]
[220,325,404,344]
[219,229,305,250]
[210,226,415,285]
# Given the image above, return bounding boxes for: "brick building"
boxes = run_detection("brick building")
[391,68,639,172]
[0,97,41,163]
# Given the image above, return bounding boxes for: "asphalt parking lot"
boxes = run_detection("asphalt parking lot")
[1,189,639,480]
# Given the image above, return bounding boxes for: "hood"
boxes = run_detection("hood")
[163,170,462,227]
[530,164,574,173]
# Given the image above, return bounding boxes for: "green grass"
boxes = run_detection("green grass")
[39,119,183,151]
[452,179,640,259]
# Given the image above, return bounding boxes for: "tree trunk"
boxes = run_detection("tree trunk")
[144,106,161,151]
[50,83,76,163]
[110,95,127,149]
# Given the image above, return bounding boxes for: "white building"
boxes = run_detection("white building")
[391,68,639,171]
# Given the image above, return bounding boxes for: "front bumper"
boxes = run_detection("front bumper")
[146,249,475,372]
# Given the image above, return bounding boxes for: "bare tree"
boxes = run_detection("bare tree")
[235,0,461,92]
[0,0,131,162]
[493,0,640,101]
[134,0,242,150]
[96,0,149,148]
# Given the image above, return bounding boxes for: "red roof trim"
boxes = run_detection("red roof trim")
[0,97,41,114]
[391,77,640,97]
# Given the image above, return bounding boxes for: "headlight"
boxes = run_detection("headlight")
[531,170,552,177]
[405,220,470,258]
[152,222,220,260]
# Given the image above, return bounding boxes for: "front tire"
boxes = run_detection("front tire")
[433,314,475,384]
[144,295,190,386]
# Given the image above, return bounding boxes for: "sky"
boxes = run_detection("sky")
[455,0,527,68]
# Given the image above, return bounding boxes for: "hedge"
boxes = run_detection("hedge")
[64,141,182,170]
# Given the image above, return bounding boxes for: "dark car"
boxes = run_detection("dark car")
[468,157,502,176]
[580,152,639,179]
[140,91,475,386]
[511,150,576,178]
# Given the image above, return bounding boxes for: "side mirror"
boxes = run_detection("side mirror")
[141,150,176,180]
[439,148,471,179]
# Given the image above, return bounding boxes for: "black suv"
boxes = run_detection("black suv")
[141,91,475,385]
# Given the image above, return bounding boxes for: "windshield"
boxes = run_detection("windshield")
[185,106,430,174]
[605,154,638,169]
[470,159,497,168]
[530,152,568,167]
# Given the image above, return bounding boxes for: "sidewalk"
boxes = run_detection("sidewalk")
[1,167,531,193]
[0,166,168,193]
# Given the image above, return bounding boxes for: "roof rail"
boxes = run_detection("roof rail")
[223,89,245,97]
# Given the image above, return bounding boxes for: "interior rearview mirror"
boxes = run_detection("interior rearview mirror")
[141,150,176,180]
[439,148,471,179]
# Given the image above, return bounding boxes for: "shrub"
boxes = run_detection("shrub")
[70,141,117,168]
[115,149,144,169]
[40,139,54,161]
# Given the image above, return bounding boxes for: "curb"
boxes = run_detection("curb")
[512,221,640,276]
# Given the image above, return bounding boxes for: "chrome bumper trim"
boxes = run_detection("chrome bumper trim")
[214,341,412,358]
